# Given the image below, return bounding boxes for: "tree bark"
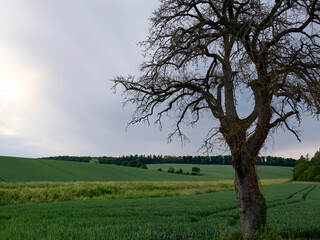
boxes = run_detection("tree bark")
[232,152,267,237]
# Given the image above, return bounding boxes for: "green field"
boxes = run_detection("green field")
[147,164,293,180]
[0,183,319,239]
[0,156,193,182]
[2,156,318,239]
[0,156,292,182]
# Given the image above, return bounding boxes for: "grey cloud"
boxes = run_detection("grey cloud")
[0,0,318,159]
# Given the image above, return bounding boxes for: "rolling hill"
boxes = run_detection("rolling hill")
[0,156,192,182]
[147,164,293,180]
[0,156,292,182]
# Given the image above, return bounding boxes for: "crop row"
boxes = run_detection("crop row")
[0,182,319,239]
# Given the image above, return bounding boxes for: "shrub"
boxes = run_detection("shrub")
[121,161,129,166]
[89,159,99,164]
[168,167,175,173]
[141,164,148,169]
[314,174,320,181]
[176,168,183,174]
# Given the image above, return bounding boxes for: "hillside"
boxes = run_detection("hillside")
[0,156,191,182]
[0,156,292,182]
[148,164,293,180]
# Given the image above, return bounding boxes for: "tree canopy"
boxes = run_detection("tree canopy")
[114,0,320,150]
[293,150,320,181]
[113,0,320,237]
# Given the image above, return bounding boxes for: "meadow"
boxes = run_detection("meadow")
[0,179,289,206]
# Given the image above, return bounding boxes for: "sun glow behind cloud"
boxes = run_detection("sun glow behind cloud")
[0,41,34,101]
[0,77,22,102]
[0,47,23,103]
[0,39,45,138]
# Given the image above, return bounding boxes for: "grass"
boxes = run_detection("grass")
[2,155,312,239]
[0,179,289,206]
[0,182,319,240]
[0,156,197,182]
[148,164,293,180]
[263,183,320,239]
[0,156,293,182]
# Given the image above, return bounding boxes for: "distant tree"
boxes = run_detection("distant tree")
[293,157,310,180]
[191,167,201,175]
[43,155,296,166]
[310,151,320,180]
[311,150,320,169]
[141,164,148,169]
[121,161,129,166]
[136,161,143,168]
[128,159,141,168]
[113,1,320,237]
[294,150,320,181]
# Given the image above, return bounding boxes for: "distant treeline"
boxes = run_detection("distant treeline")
[293,151,320,181]
[41,155,296,167]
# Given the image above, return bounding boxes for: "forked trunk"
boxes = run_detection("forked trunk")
[232,153,267,237]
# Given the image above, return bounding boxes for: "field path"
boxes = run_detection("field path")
[294,181,320,184]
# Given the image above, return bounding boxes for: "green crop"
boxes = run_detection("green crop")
[0,183,319,240]
[148,164,293,180]
[0,156,199,182]
[0,156,292,183]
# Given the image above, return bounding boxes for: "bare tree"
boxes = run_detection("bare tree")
[113,0,320,237]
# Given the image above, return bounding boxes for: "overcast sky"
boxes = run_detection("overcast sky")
[0,0,318,159]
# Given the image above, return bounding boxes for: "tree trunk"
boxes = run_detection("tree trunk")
[232,153,267,237]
